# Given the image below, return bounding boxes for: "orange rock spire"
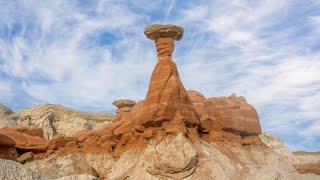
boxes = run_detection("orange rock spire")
[137,24,199,130]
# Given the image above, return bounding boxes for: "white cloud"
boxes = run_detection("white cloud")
[0,80,12,102]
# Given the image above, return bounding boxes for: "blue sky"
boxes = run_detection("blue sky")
[0,0,319,151]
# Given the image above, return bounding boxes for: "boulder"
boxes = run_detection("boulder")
[144,133,197,179]
[0,127,48,152]
[17,152,34,163]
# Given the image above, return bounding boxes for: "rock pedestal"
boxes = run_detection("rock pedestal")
[136,24,199,128]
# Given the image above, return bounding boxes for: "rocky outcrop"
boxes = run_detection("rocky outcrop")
[107,133,319,179]
[24,132,318,179]
[25,152,115,179]
[0,127,48,152]
[259,132,295,164]
[15,104,114,140]
[0,104,14,115]
[0,159,100,180]
[113,99,136,122]
[188,91,262,136]
[0,104,19,128]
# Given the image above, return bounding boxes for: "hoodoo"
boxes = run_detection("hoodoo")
[136,24,199,131]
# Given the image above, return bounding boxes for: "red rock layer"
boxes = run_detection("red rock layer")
[0,127,48,152]
[294,163,320,175]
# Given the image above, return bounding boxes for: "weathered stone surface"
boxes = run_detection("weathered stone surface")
[0,129,17,160]
[0,159,47,180]
[0,104,19,128]
[16,104,114,140]
[144,24,184,41]
[144,133,197,179]
[25,152,115,179]
[104,132,320,180]
[55,174,99,180]
[112,99,136,108]
[259,132,295,164]
[188,91,262,136]
[15,127,45,138]
[48,135,80,150]
[0,104,14,115]
[0,133,16,147]
[107,133,197,180]
[0,147,18,160]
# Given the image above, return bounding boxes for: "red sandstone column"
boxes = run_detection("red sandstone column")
[137,24,199,129]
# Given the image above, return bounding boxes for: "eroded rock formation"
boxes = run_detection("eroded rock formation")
[136,24,199,131]
[0,104,114,140]
[188,91,262,136]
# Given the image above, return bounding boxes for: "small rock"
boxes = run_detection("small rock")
[134,126,145,132]
[17,152,33,163]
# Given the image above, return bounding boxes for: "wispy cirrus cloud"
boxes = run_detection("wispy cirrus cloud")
[0,0,319,151]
